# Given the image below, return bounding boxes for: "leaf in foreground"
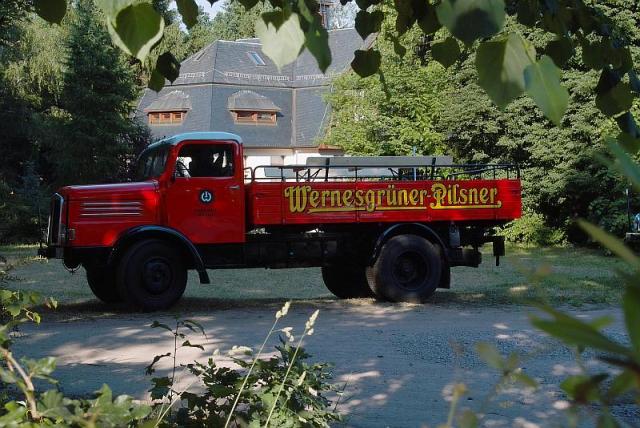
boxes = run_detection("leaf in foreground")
[436,0,506,45]
[524,55,569,126]
[351,49,381,78]
[256,12,305,71]
[34,0,67,24]
[108,3,164,62]
[432,37,460,69]
[476,33,535,108]
[176,0,199,29]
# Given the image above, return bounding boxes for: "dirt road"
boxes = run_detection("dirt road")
[12,301,635,427]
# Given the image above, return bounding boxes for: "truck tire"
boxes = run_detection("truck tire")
[321,265,374,299]
[367,234,442,303]
[85,266,122,303]
[116,239,188,311]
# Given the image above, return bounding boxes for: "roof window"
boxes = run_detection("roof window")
[248,51,266,66]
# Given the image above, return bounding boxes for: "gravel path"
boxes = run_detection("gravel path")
[12,301,635,427]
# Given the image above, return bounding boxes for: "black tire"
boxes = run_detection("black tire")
[321,264,374,299]
[367,234,442,303]
[116,239,188,311]
[85,266,122,303]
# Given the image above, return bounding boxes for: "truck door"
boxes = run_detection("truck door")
[165,140,245,244]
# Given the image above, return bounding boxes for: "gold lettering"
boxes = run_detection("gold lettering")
[459,188,468,204]
[490,188,497,204]
[430,183,447,208]
[387,185,397,206]
[284,186,309,213]
[420,189,428,206]
[469,188,478,205]
[309,191,319,208]
[399,189,409,206]
[409,189,419,205]
[479,188,489,204]
[342,190,353,207]
[321,190,330,207]
[355,190,365,208]
[330,190,342,207]
[365,190,376,212]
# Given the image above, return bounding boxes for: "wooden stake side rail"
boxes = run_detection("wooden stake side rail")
[244,163,520,183]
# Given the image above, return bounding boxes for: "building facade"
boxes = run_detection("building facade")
[136,27,370,176]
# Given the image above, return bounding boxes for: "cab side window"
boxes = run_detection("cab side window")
[175,144,234,178]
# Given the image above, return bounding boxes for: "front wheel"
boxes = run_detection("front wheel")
[117,239,188,311]
[367,234,442,303]
[86,266,122,303]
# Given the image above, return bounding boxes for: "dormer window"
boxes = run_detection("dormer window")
[148,111,185,124]
[144,90,192,126]
[231,111,277,124]
[228,90,280,126]
[248,51,266,66]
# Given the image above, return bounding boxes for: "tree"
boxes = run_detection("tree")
[50,0,147,185]
[434,8,640,241]
[184,0,270,57]
[322,12,446,157]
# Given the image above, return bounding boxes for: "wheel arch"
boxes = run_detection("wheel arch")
[370,223,449,266]
[107,225,210,284]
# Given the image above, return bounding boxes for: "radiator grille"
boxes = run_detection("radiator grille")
[79,201,143,217]
[47,193,64,245]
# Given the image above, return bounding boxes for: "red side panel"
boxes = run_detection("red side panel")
[248,179,521,226]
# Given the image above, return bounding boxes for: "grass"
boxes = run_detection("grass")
[0,244,627,313]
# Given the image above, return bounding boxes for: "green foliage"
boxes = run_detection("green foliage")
[502,212,566,246]
[50,0,149,185]
[0,280,150,426]
[322,11,446,157]
[144,305,340,427]
[435,14,639,242]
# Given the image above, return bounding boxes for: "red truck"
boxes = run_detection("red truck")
[39,132,522,311]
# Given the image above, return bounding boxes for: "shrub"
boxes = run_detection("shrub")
[145,307,341,427]
[502,211,566,246]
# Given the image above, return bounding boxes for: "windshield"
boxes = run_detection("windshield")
[135,145,170,181]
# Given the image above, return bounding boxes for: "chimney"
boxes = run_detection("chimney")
[318,0,335,29]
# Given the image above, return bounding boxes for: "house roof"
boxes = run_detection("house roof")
[144,90,192,112]
[227,90,281,112]
[136,28,371,149]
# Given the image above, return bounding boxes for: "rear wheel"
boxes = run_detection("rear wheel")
[117,239,188,311]
[85,266,122,303]
[321,264,374,299]
[367,234,442,303]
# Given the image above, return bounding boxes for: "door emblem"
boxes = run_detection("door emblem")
[199,190,213,204]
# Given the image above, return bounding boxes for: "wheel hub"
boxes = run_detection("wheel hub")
[142,258,172,294]
[392,251,428,291]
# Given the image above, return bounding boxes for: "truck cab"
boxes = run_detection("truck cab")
[40,132,521,311]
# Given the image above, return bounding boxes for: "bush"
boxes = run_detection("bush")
[145,308,341,427]
[502,211,566,246]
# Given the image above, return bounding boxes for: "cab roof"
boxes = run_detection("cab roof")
[146,132,243,151]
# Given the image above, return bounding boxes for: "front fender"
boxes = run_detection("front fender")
[108,225,210,284]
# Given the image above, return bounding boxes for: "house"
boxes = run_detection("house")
[136,26,370,177]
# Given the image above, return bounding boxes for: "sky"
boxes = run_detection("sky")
[195,0,224,17]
